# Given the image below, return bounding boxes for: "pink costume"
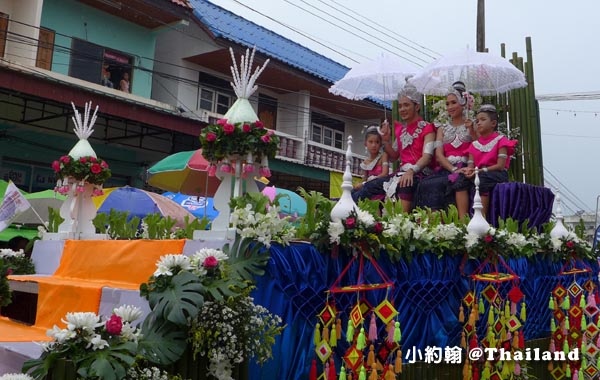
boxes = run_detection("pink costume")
[360,152,384,180]
[467,132,517,169]
[393,118,436,173]
[440,124,472,167]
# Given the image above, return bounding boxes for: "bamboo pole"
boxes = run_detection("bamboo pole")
[516,55,534,184]
[525,37,544,185]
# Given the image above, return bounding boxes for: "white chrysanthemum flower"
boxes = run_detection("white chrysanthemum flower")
[488,227,496,236]
[46,325,76,343]
[328,221,344,244]
[113,305,143,323]
[355,209,375,227]
[0,249,24,258]
[119,323,142,342]
[507,232,528,249]
[413,226,433,241]
[0,374,35,380]
[191,248,229,266]
[551,237,562,251]
[434,224,461,240]
[465,233,481,250]
[87,334,109,350]
[63,312,102,332]
[153,254,191,277]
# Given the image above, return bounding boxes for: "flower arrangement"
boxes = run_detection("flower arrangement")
[0,375,34,380]
[138,236,282,379]
[327,208,384,255]
[126,366,188,380]
[52,154,111,195]
[199,118,279,178]
[0,248,35,307]
[230,204,296,248]
[23,305,143,380]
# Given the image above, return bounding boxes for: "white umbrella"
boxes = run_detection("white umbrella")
[329,52,418,101]
[408,48,527,96]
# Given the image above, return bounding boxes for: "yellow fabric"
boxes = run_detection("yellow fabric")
[4,239,186,341]
[91,187,118,208]
[329,172,363,198]
[0,317,50,342]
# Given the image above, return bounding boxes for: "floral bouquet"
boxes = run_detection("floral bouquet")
[52,154,111,196]
[199,118,279,178]
[534,231,594,261]
[230,203,296,248]
[0,248,35,307]
[464,227,535,259]
[23,305,143,380]
[138,237,282,379]
[328,208,385,256]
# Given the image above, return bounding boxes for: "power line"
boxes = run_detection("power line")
[543,167,592,211]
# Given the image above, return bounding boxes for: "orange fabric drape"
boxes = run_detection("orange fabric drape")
[3,239,185,342]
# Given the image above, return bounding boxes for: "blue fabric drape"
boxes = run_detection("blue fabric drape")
[250,243,598,379]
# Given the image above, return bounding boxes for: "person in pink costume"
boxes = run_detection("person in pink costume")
[352,84,436,213]
[465,104,517,218]
[353,126,389,193]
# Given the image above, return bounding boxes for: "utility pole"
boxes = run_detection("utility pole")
[476,0,485,52]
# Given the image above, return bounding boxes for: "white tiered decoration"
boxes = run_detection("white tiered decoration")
[48,102,107,240]
[466,168,490,236]
[330,136,358,222]
[207,48,270,235]
[550,189,569,239]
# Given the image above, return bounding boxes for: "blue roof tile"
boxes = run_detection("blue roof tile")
[191,0,350,83]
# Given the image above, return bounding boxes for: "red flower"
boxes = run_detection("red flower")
[345,217,356,229]
[565,241,575,249]
[60,155,70,164]
[261,135,271,143]
[6,268,13,276]
[374,222,383,233]
[484,235,493,243]
[100,161,109,169]
[51,160,61,173]
[105,314,123,335]
[203,256,219,269]
[242,124,252,133]
[89,156,97,163]
[90,163,102,174]
[79,157,87,164]
[222,123,235,135]
[208,164,217,177]
[206,132,217,142]
[255,120,264,128]
[216,118,228,126]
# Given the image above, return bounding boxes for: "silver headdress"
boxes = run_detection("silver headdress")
[477,104,497,113]
[448,81,467,106]
[398,83,422,106]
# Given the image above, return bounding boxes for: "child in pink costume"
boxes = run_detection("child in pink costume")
[464,104,517,218]
[353,126,389,193]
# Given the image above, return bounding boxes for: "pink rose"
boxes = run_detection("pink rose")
[208,164,217,177]
[206,132,217,142]
[105,315,123,335]
[90,163,102,174]
[60,155,70,164]
[216,118,228,126]
[52,160,61,173]
[259,166,271,177]
[221,163,232,173]
[100,161,109,169]
[566,241,575,249]
[345,217,356,229]
[255,120,264,128]
[242,124,251,133]
[374,222,383,233]
[261,135,271,143]
[79,157,87,164]
[484,235,493,243]
[89,156,97,163]
[203,256,219,268]
[244,163,254,173]
[222,123,235,135]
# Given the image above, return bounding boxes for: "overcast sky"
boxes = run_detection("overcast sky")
[206,0,600,215]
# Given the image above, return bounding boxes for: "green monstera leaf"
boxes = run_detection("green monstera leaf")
[77,341,137,380]
[147,271,205,326]
[138,316,188,365]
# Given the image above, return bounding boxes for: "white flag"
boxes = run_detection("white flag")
[0,181,31,232]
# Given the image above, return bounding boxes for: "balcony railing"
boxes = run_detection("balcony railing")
[275,130,364,176]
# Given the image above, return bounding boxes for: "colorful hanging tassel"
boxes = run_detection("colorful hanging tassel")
[356,328,367,350]
[549,294,555,310]
[394,321,402,343]
[368,365,378,380]
[339,366,347,380]
[322,325,330,344]
[367,344,375,367]
[336,318,342,339]
[346,321,355,344]
[588,292,597,308]
[573,369,579,380]
[461,331,467,349]
[565,316,570,330]
[468,307,477,326]
[487,307,494,326]
[328,358,337,380]
[309,359,318,380]
[511,301,517,316]
[514,362,521,376]
[330,323,338,348]
[481,363,491,380]
[520,301,526,322]
[561,296,570,310]
[358,366,366,380]
[512,331,519,349]
[472,364,480,380]
[582,315,588,331]
[395,350,403,373]
[325,362,330,380]
[469,334,479,351]
[459,305,465,323]
[504,301,510,319]
[565,364,571,378]
[385,364,396,380]
[462,360,470,380]
[368,313,377,342]
[580,294,587,309]
[551,318,557,333]
[314,323,321,346]
[478,298,485,314]
[563,339,570,355]
[548,361,554,371]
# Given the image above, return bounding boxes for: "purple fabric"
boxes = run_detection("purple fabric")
[488,182,555,230]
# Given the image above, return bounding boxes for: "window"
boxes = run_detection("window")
[311,124,323,143]
[311,123,344,149]
[197,87,231,115]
